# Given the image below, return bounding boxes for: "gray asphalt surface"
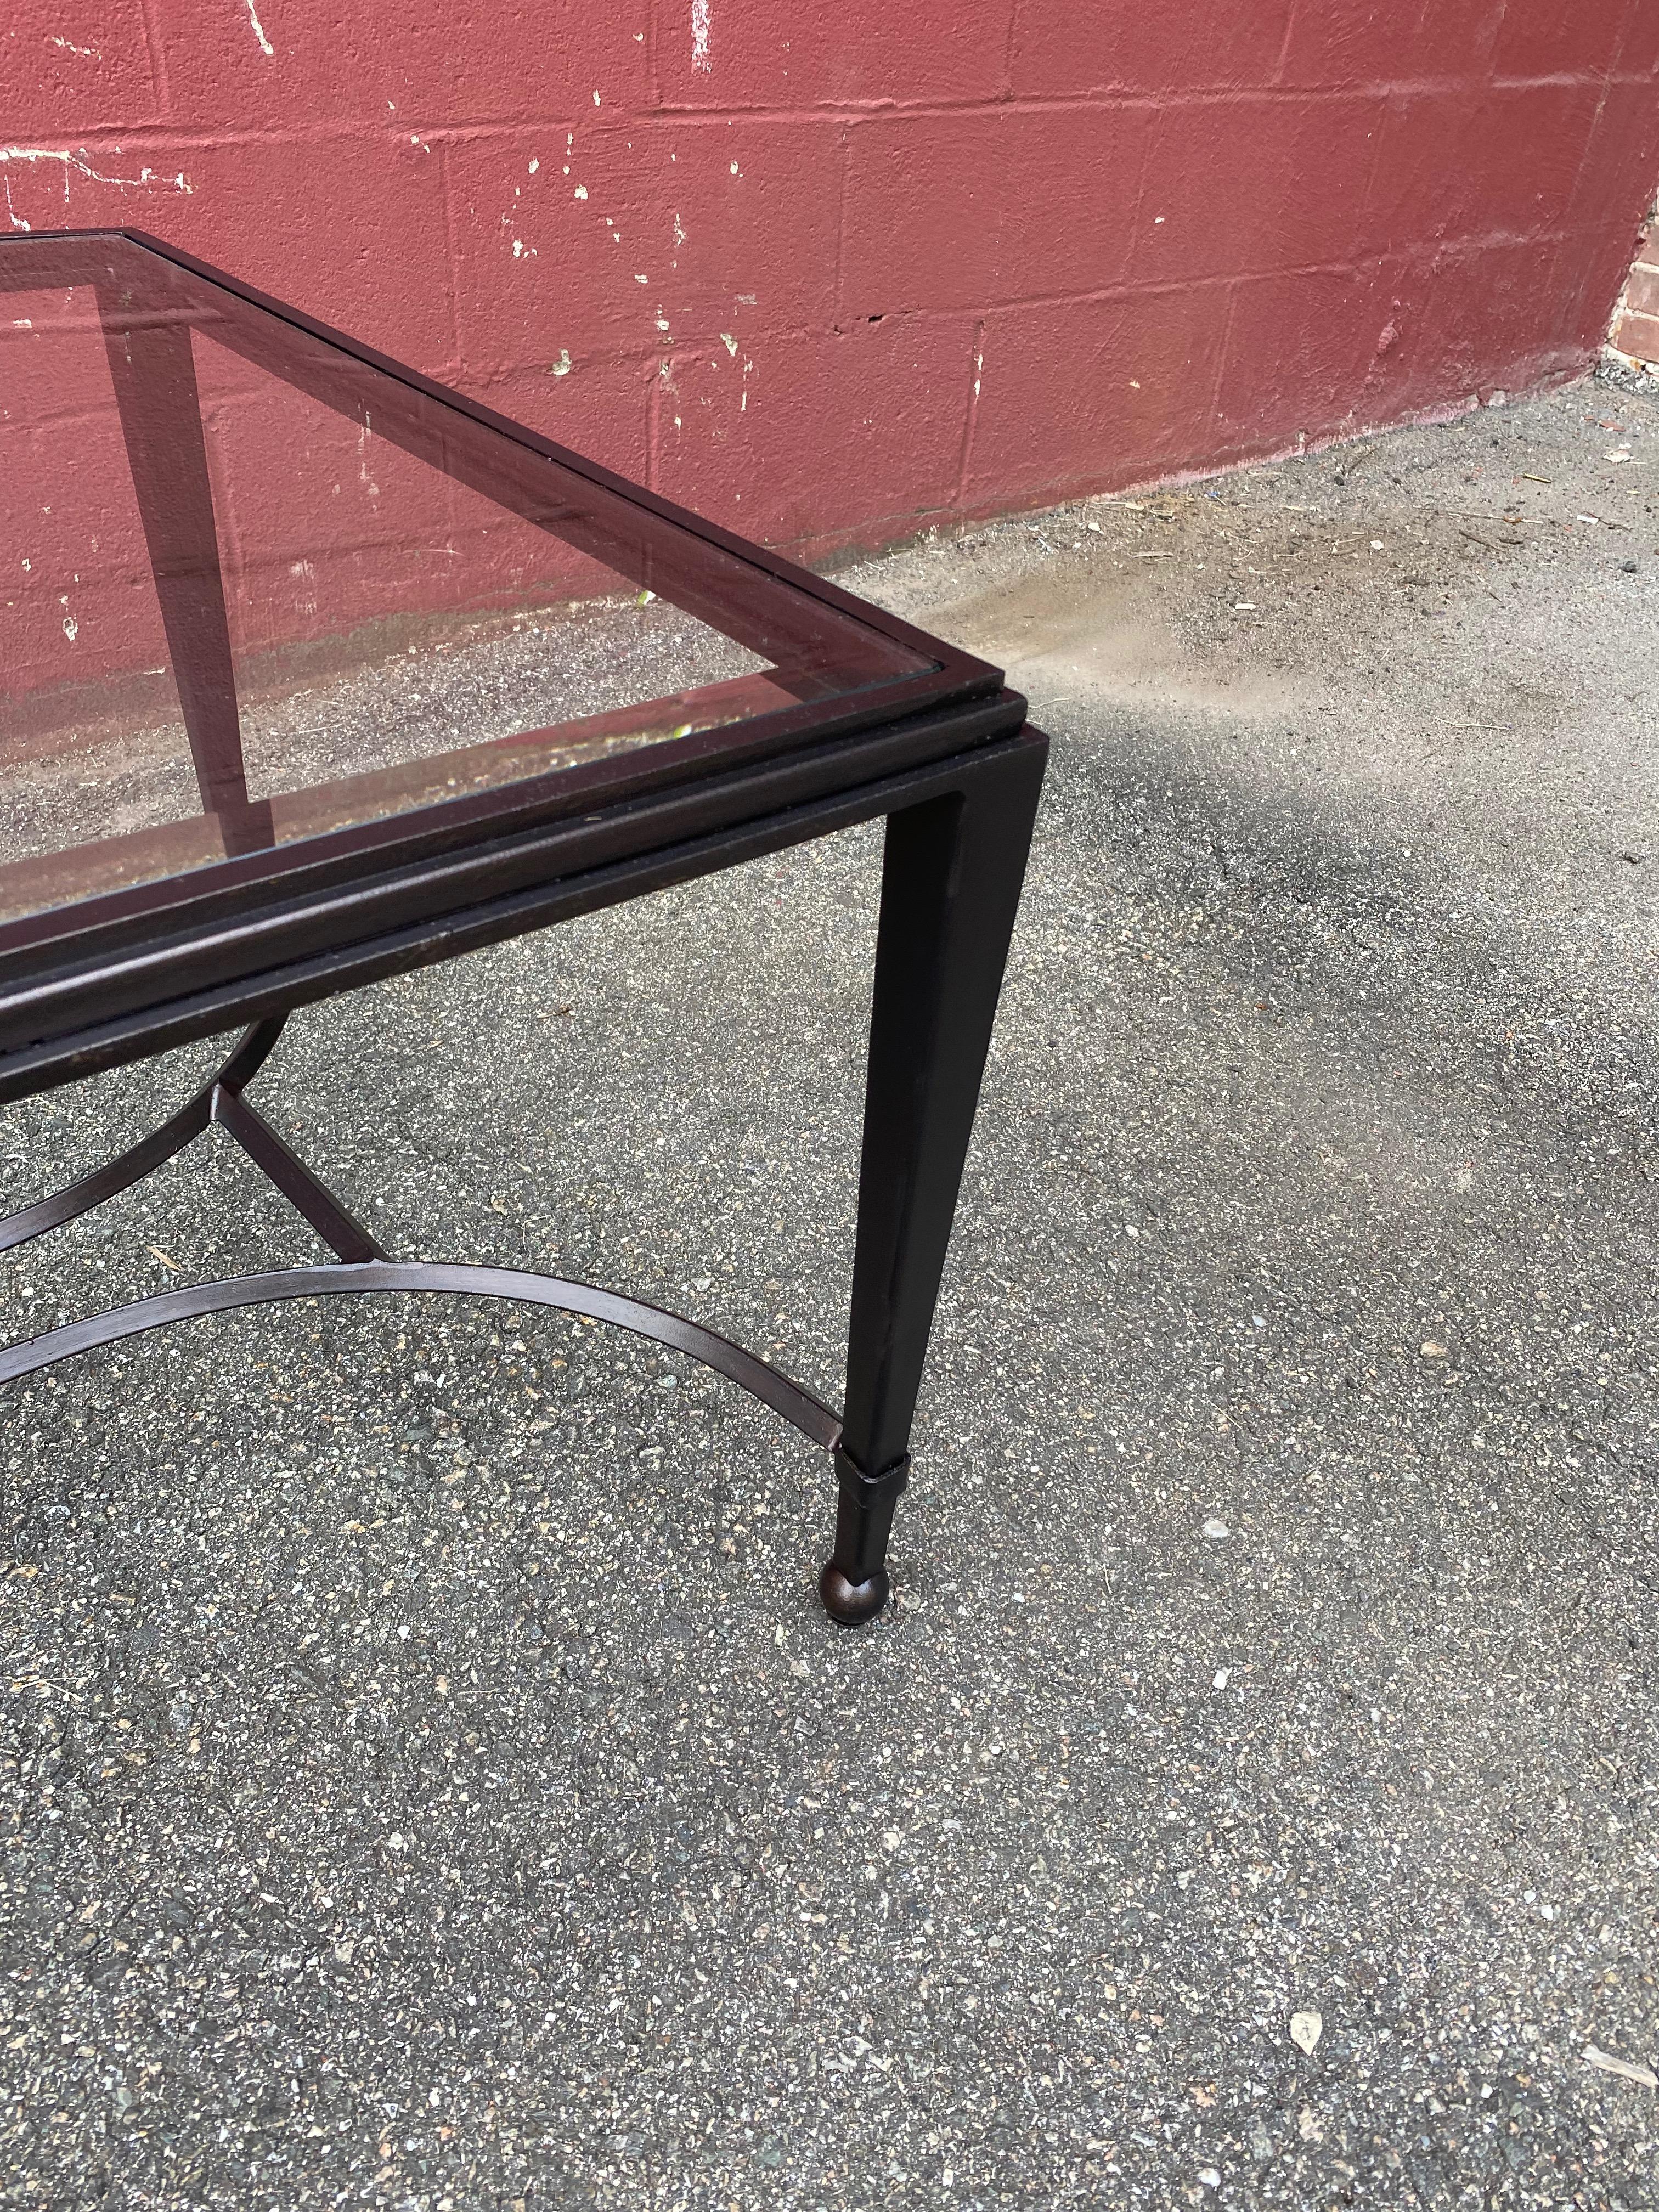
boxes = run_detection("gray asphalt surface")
[3,380,1658,2209]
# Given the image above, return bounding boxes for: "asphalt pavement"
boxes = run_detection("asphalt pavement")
[2,378,1657,2209]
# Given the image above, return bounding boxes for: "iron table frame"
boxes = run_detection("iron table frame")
[0,232,1048,1622]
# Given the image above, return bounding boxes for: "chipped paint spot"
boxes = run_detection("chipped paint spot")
[550,349,572,377]
[691,0,712,72]
[528,157,539,174]
[673,210,686,247]
[730,160,739,176]
[573,184,588,199]
[634,272,648,284]
[242,0,275,58]
[49,35,102,57]
[59,595,76,642]
[0,145,193,230]
[720,332,736,356]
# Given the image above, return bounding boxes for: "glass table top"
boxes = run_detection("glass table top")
[0,231,990,947]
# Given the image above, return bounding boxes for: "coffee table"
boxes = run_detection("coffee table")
[0,230,1045,1623]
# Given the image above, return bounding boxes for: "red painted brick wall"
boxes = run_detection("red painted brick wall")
[2,0,1657,686]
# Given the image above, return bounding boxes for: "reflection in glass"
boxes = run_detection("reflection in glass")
[0,232,935,928]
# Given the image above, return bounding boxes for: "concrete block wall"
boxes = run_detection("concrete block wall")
[2,0,1657,695]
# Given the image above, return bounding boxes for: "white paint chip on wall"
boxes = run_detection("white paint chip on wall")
[0,146,192,230]
[691,0,711,72]
[242,0,275,57]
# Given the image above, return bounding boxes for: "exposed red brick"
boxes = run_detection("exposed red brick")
[1613,308,1659,361]
[1571,219,1659,351]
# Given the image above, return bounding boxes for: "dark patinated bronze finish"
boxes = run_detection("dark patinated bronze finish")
[0,230,1048,1622]
[819,1454,912,1624]
[0,1012,844,1441]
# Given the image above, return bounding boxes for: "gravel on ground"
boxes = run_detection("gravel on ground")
[2,376,1657,2210]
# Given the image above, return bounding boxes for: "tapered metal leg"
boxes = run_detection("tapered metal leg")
[820,730,1047,1623]
[98,287,274,855]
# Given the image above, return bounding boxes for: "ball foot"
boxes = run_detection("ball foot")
[818,1559,890,1626]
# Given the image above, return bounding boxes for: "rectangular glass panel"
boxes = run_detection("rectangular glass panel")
[0,233,939,930]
